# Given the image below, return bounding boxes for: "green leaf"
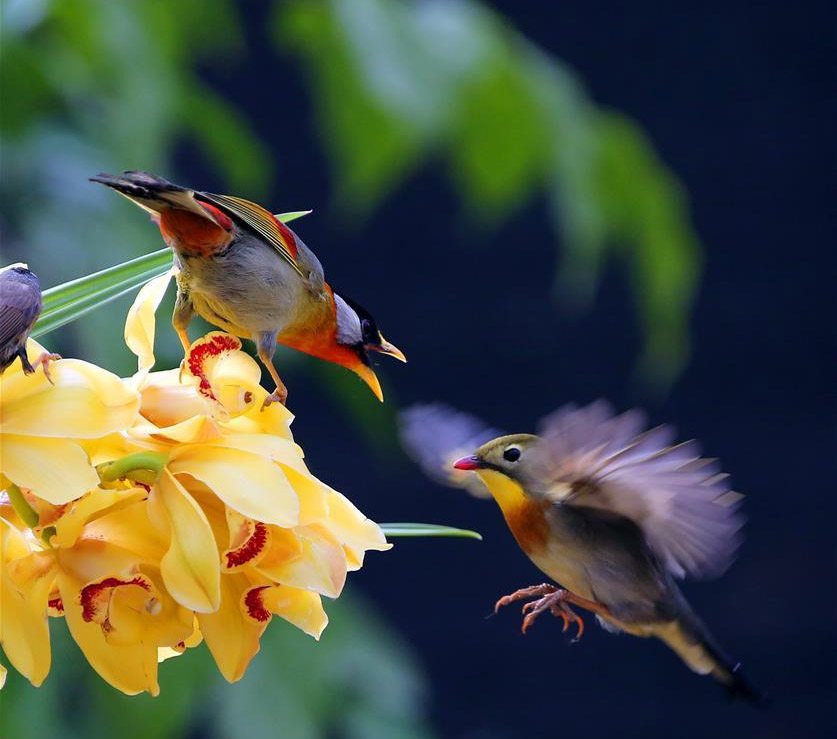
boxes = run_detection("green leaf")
[28,210,310,340]
[379,523,482,540]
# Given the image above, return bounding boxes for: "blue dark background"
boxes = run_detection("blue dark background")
[2,1,834,737]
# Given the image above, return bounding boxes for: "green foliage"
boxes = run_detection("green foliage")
[381,523,482,540]
[277,0,701,384]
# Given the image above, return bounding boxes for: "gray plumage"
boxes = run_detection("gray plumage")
[0,264,42,374]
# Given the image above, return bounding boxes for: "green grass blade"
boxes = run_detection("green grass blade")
[379,523,482,540]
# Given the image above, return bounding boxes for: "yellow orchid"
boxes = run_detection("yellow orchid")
[0,340,139,504]
[1,270,391,694]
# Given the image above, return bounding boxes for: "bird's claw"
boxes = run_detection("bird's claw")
[261,388,288,410]
[495,583,586,640]
[30,352,62,384]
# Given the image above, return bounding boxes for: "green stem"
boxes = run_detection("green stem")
[7,484,39,528]
[99,452,169,485]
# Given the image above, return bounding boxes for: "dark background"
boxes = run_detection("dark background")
[3,1,835,737]
[255,3,834,737]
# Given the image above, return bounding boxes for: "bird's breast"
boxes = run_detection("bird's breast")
[477,471,550,556]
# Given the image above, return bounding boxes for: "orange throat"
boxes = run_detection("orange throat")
[476,470,550,556]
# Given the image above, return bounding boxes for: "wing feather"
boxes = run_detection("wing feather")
[198,192,305,278]
[399,403,502,498]
[534,401,743,579]
[0,278,41,347]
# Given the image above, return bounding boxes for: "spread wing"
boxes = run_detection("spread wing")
[399,403,503,498]
[533,401,743,579]
[198,192,306,279]
[0,277,42,347]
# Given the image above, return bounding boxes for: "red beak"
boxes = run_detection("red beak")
[453,455,483,471]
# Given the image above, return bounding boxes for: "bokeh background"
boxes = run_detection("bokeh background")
[1,1,834,737]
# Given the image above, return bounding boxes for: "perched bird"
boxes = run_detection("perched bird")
[0,264,60,380]
[91,171,405,405]
[400,401,765,704]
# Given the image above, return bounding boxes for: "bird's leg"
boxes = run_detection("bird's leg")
[494,583,609,639]
[20,349,62,384]
[172,290,194,353]
[256,331,287,409]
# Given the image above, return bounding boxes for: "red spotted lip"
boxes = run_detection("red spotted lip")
[453,455,483,471]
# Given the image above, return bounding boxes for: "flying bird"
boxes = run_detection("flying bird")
[400,401,765,704]
[91,171,405,406]
[0,264,60,380]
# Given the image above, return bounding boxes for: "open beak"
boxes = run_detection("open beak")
[453,455,483,471]
[354,363,384,403]
[370,336,407,363]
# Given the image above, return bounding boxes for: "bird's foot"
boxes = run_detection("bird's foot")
[495,583,597,640]
[28,352,62,384]
[261,386,288,410]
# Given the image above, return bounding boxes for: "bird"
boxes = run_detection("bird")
[0,263,60,380]
[90,171,406,406]
[400,401,766,705]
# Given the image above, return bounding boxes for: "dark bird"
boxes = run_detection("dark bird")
[91,171,405,406]
[0,264,60,380]
[400,401,767,705]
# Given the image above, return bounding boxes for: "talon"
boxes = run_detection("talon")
[261,388,287,410]
[493,583,603,639]
[31,351,62,384]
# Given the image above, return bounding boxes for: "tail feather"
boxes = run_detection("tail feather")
[656,617,769,707]
[90,171,214,222]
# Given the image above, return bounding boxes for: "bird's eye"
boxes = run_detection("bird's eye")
[361,319,374,341]
[503,447,521,462]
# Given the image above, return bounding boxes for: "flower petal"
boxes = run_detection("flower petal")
[318,491,391,570]
[256,525,346,598]
[124,270,174,384]
[57,571,159,696]
[148,470,220,613]
[197,573,266,683]
[0,521,51,686]
[0,360,139,439]
[244,584,328,640]
[169,446,299,527]
[1,435,99,505]
[51,488,147,549]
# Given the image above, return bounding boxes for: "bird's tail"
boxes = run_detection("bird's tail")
[90,171,214,222]
[656,615,769,707]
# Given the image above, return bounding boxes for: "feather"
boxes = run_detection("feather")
[198,192,305,279]
[534,402,743,580]
[399,403,502,498]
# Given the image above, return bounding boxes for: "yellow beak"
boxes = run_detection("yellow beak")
[355,364,384,402]
[371,336,407,363]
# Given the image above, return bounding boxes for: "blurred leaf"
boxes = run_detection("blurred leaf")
[277,0,703,388]
[380,523,482,540]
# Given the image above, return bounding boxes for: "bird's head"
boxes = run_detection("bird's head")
[453,434,540,486]
[327,291,406,402]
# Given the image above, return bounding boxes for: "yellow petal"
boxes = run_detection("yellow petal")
[197,573,265,683]
[124,270,174,384]
[223,398,295,440]
[1,435,99,505]
[1,359,139,438]
[51,488,147,549]
[78,501,166,562]
[57,571,159,696]
[138,377,215,428]
[169,446,299,527]
[130,414,224,445]
[0,662,6,689]
[256,525,346,598]
[319,491,391,571]
[0,521,51,686]
[258,585,328,640]
[149,470,220,613]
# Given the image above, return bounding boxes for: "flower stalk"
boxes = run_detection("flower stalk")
[98,451,169,485]
[7,483,39,528]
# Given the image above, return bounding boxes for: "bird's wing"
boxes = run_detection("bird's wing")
[399,403,503,498]
[198,192,306,280]
[533,401,743,579]
[0,278,42,347]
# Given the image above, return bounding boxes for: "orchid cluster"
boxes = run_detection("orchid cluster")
[0,271,390,695]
